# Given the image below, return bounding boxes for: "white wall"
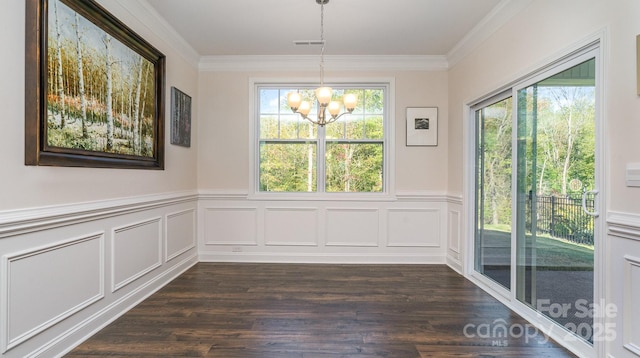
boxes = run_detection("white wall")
[196,67,454,263]
[0,0,199,211]
[447,0,640,357]
[5,0,639,356]
[197,69,449,192]
[0,0,200,356]
[448,0,640,209]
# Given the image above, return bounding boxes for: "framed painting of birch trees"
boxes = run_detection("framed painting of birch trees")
[25,0,166,169]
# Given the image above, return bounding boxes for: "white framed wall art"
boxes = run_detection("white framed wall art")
[406,107,438,146]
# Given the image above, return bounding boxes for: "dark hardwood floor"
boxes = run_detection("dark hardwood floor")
[67,263,577,357]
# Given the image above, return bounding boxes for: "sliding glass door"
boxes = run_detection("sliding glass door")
[474,52,598,345]
[515,57,596,342]
[475,94,513,290]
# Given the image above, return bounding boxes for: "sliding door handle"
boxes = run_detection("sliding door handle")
[582,189,599,218]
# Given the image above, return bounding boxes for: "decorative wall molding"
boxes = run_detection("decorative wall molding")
[608,211,640,241]
[387,208,440,247]
[198,190,249,200]
[0,192,198,357]
[0,191,198,239]
[264,208,318,246]
[165,209,197,262]
[0,189,461,355]
[111,0,532,76]
[325,208,380,247]
[199,55,448,72]
[198,192,451,264]
[192,0,536,73]
[2,233,104,353]
[203,207,258,246]
[448,209,461,255]
[111,218,163,292]
[198,190,458,204]
[396,191,447,202]
[624,255,640,357]
[46,254,197,358]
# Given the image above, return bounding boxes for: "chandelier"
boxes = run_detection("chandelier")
[287,0,358,127]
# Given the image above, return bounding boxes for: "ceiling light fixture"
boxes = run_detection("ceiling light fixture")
[287,0,357,127]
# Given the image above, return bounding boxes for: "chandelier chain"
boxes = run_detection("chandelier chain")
[319,0,325,86]
[286,0,356,127]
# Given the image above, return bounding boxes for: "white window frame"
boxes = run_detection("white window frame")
[248,77,396,200]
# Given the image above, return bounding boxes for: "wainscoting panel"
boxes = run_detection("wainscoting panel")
[112,218,163,292]
[204,207,258,246]
[166,209,196,262]
[0,192,198,358]
[198,191,453,263]
[264,208,318,246]
[387,208,440,247]
[608,212,640,358]
[448,210,461,256]
[3,234,104,351]
[325,208,379,247]
[624,255,640,356]
[446,198,463,273]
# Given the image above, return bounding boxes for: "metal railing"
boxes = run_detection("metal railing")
[527,194,594,245]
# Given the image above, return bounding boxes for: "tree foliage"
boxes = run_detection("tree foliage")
[46,0,156,157]
[477,74,596,243]
[259,88,384,193]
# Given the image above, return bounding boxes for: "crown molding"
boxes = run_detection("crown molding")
[199,55,449,72]
[104,0,530,73]
[108,0,200,69]
[447,0,534,68]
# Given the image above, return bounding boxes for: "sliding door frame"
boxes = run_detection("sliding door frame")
[463,38,606,358]
[471,89,513,299]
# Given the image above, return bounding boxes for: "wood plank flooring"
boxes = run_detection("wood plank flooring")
[67,263,577,357]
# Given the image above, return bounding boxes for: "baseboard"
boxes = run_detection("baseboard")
[198,252,447,265]
[446,254,463,274]
[40,254,198,358]
[0,192,199,358]
[0,188,461,356]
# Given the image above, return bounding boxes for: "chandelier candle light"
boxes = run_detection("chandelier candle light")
[287,0,358,126]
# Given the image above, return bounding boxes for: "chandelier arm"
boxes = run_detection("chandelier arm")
[330,111,354,121]
[300,108,352,127]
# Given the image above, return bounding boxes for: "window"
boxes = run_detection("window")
[255,84,388,194]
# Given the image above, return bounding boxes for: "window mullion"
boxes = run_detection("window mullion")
[317,124,326,193]
[256,84,387,194]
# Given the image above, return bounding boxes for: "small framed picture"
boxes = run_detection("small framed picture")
[406,107,438,146]
[170,87,192,147]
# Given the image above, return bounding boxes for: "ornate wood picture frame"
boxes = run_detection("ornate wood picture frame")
[25,0,166,169]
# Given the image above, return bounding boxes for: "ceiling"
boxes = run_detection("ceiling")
[145,0,505,57]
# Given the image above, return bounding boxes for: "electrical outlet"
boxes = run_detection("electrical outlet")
[231,247,243,253]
